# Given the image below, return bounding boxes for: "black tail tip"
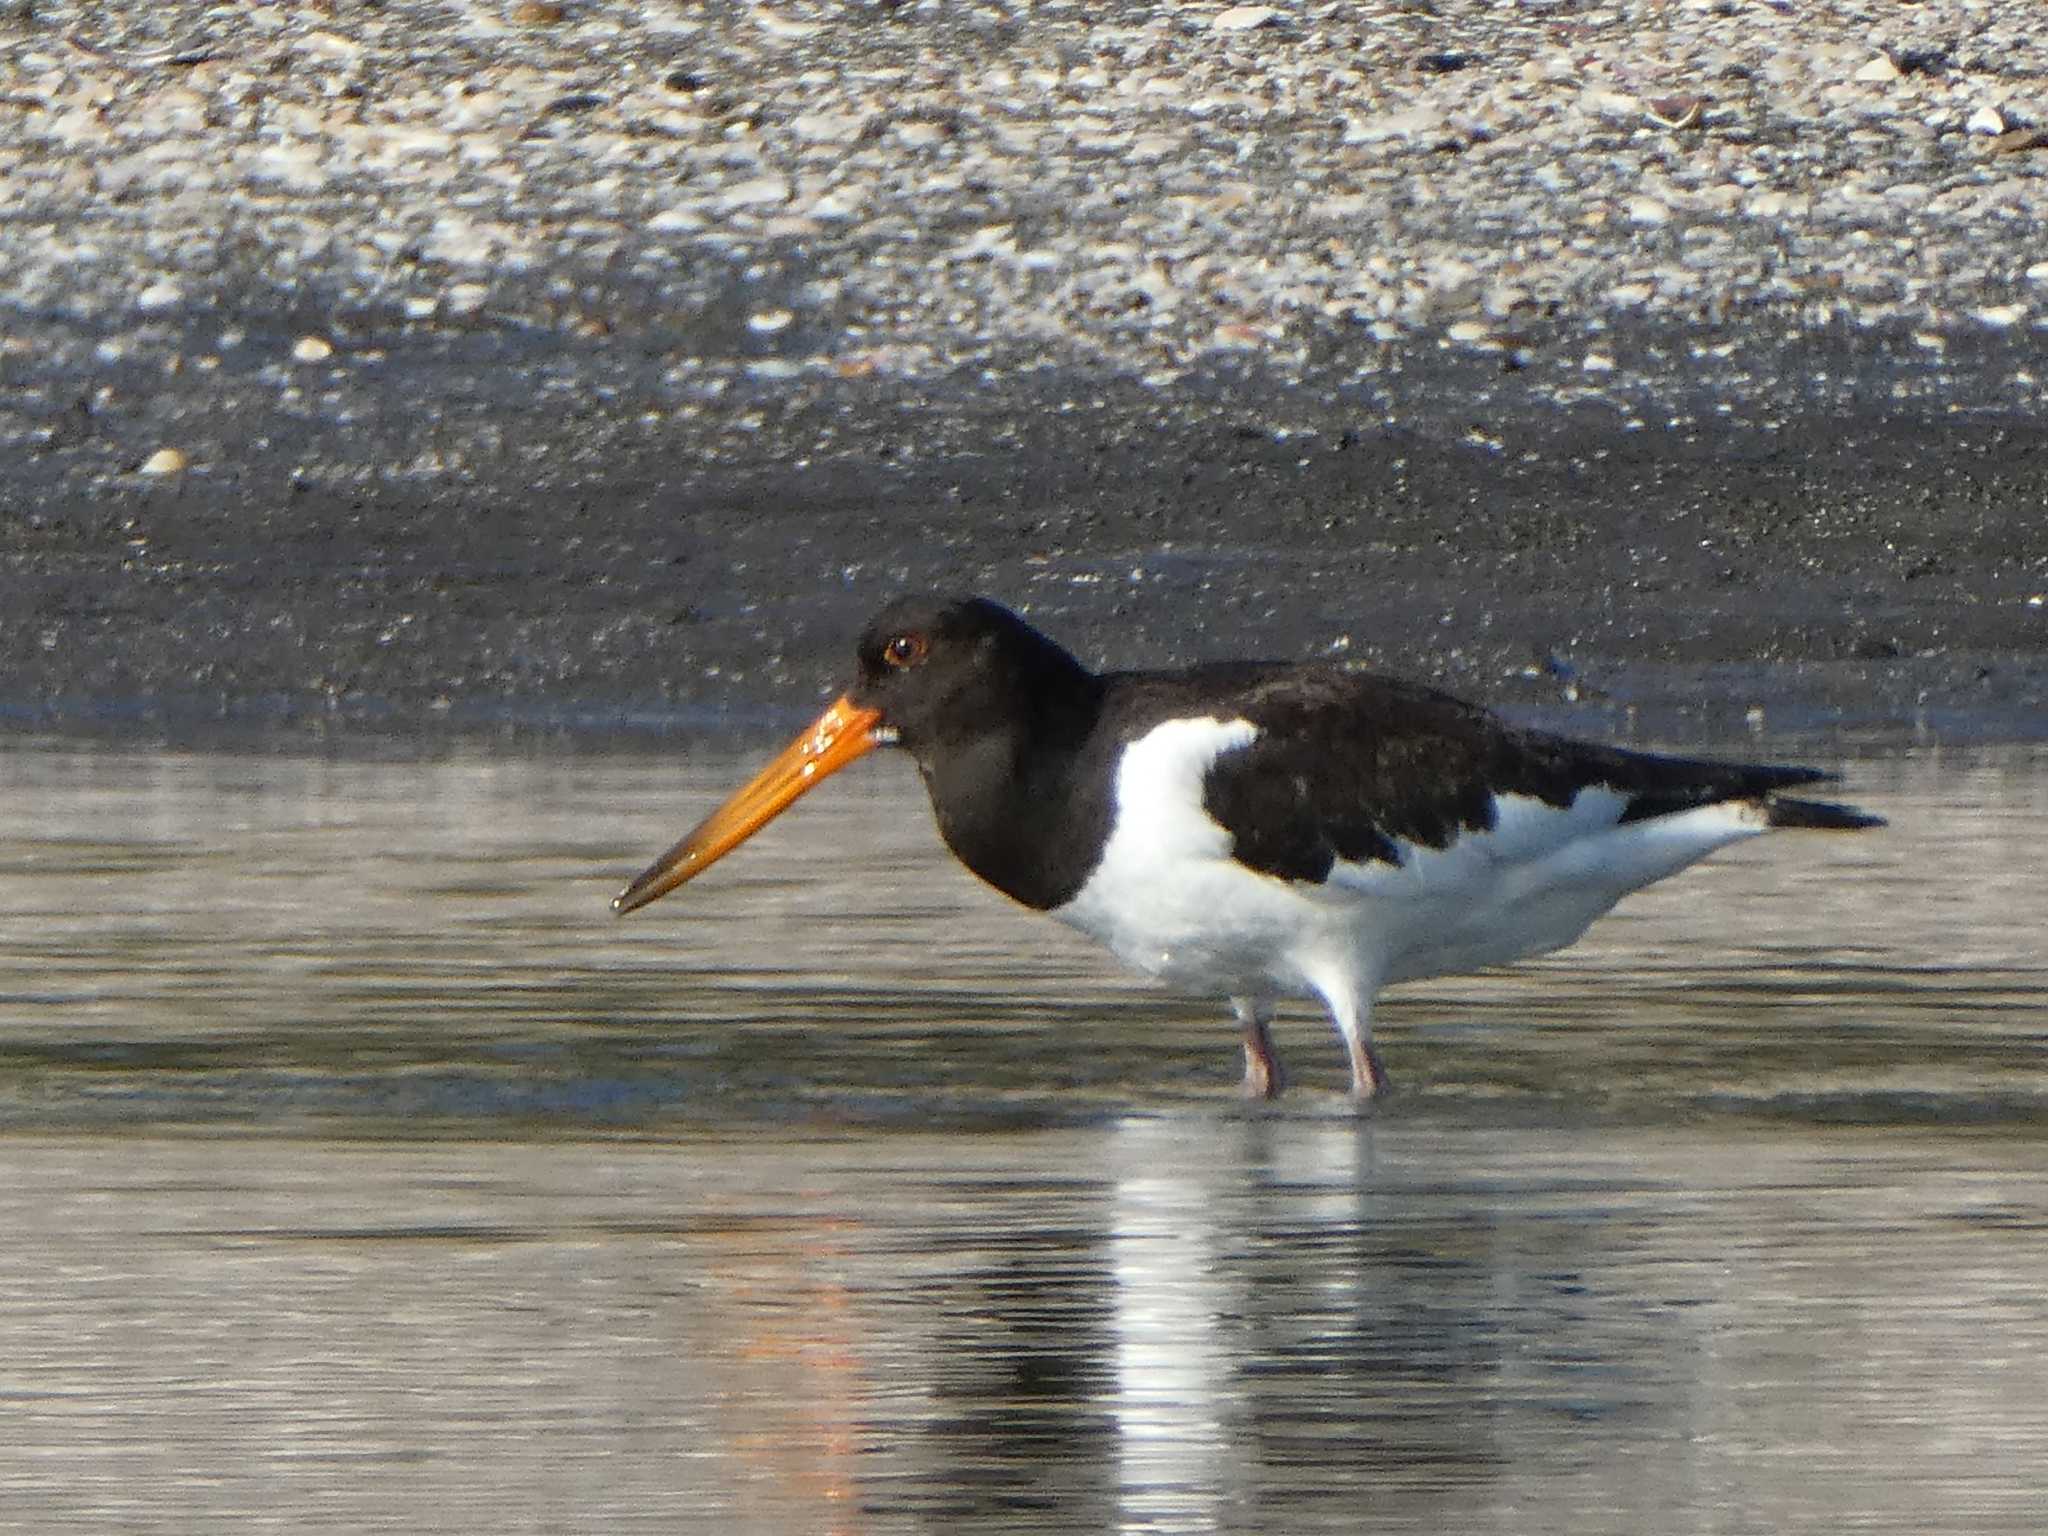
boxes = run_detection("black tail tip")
[1767,796,1886,831]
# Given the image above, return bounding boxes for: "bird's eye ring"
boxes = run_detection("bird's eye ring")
[883,632,928,669]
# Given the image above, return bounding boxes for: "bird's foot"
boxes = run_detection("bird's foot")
[1240,1038,1287,1100]
[1233,997,1286,1101]
[1347,1039,1392,1105]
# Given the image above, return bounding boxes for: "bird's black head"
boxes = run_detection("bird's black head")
[610,594,1100,920]
[848,595,1094,757]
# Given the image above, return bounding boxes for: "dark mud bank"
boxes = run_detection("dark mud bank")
[3,320,2044,748]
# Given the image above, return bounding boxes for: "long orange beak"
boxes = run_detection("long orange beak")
[612,694,887,914]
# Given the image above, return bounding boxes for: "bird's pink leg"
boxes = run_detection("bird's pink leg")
[1231,996,1286,1100]
[1303,963,1392,1104]
[1346,1034,1393,1102]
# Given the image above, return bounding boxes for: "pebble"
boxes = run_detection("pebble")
[807,190,864,222]
[1966,105,2007,136]
[301,29,365,58]
[292,335,336,362]
[1211,6,1280,31]
[791,112,870,145]
[138,447,190,476]
[1746,190,1807,218]
[752,7,822,39]
[719,175,790,209]
[136,280,184,313]
[1345,106,1447,145]
[647,205,708,233]
[1645,95,1704,130]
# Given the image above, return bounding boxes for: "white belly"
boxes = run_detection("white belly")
[1057,849,1344,995]
[1341,794,1771,983]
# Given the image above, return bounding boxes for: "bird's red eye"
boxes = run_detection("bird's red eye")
[883,632,928,668]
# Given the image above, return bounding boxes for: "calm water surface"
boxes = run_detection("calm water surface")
[0,737,2043,1533]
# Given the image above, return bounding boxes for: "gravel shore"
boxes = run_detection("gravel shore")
[1,0,2044,742]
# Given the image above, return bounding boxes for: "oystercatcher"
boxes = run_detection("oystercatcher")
[614,595,1881,1100]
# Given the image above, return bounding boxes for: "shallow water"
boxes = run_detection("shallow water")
[0,737,2043,1532]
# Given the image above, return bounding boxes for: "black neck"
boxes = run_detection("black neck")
[915,660,1112,912]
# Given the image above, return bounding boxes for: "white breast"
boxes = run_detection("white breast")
[1054,717,1337,995]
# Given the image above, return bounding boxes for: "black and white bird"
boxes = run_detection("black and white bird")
[614,595,1881,1100]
